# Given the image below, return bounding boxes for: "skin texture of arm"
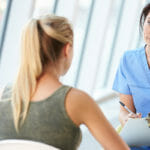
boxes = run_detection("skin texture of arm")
[65,88,130,150]
[119,94,141,126]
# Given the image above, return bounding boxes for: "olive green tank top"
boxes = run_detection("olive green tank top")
[0,85,82,150]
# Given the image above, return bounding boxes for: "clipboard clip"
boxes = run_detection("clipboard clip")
[146,113,150,128]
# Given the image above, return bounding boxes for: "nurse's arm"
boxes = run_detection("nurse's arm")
[119,94,136,126]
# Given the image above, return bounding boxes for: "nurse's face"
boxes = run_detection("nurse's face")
[143,12,150,46]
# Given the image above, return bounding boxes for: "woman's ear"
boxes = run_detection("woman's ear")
[63,43,71,57]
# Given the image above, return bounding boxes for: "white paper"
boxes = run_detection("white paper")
[120,118,150,146]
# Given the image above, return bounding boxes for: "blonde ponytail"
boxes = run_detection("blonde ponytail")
[12,19,42,131]
[38,15,73,45]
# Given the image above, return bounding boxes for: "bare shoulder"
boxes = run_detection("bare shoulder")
[67,87,94,104]
[65,87,97,126]
[69,87,93,99]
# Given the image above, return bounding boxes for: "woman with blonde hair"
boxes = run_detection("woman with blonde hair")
[0,15,129,150]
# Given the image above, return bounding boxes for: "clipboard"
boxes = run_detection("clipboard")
[120,118,150,146]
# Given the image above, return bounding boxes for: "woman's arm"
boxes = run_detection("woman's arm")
[119,94,141,126]
[65,88,130,150]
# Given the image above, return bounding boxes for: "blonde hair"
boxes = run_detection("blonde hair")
[11,15,73,131]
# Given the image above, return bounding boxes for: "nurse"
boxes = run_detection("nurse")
[113,3,150,150]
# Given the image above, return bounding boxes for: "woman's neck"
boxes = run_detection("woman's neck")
[35,64,62,90]
[40,67,61,84]
[43,64,61,79]
[31,68,62,101]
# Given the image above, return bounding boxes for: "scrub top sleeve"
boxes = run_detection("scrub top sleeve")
[112,53,131,95]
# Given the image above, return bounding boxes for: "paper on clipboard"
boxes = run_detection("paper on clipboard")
[120,118,150,146]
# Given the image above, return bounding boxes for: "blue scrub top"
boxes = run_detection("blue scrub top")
[113,46,150,150]
[113,46,150,117]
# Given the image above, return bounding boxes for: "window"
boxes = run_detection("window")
[0,0,7,29]
[32,0,55,17]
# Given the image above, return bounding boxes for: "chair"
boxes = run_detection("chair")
[0,139,60,150]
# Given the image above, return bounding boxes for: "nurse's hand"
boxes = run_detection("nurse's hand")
[124,113,142,123]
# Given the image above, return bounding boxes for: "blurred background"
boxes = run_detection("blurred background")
[0,0,149,149]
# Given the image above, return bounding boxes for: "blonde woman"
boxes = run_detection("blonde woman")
[0,15,129,150]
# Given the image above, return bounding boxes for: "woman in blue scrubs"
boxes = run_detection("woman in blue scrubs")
[113,3,150,150]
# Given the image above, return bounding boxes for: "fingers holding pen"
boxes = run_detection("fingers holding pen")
[119,101,142,125]
[128,112,142,118]
[124,113,142,124]
[128,112,142,119]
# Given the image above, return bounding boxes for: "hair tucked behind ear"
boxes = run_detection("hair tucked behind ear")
[11,15,73,131]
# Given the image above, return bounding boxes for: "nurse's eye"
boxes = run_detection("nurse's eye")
[147,20,150,24]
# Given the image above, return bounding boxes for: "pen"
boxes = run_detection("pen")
[119,101,134,114]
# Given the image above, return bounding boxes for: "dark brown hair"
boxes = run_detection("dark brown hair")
[140,3,150,30]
